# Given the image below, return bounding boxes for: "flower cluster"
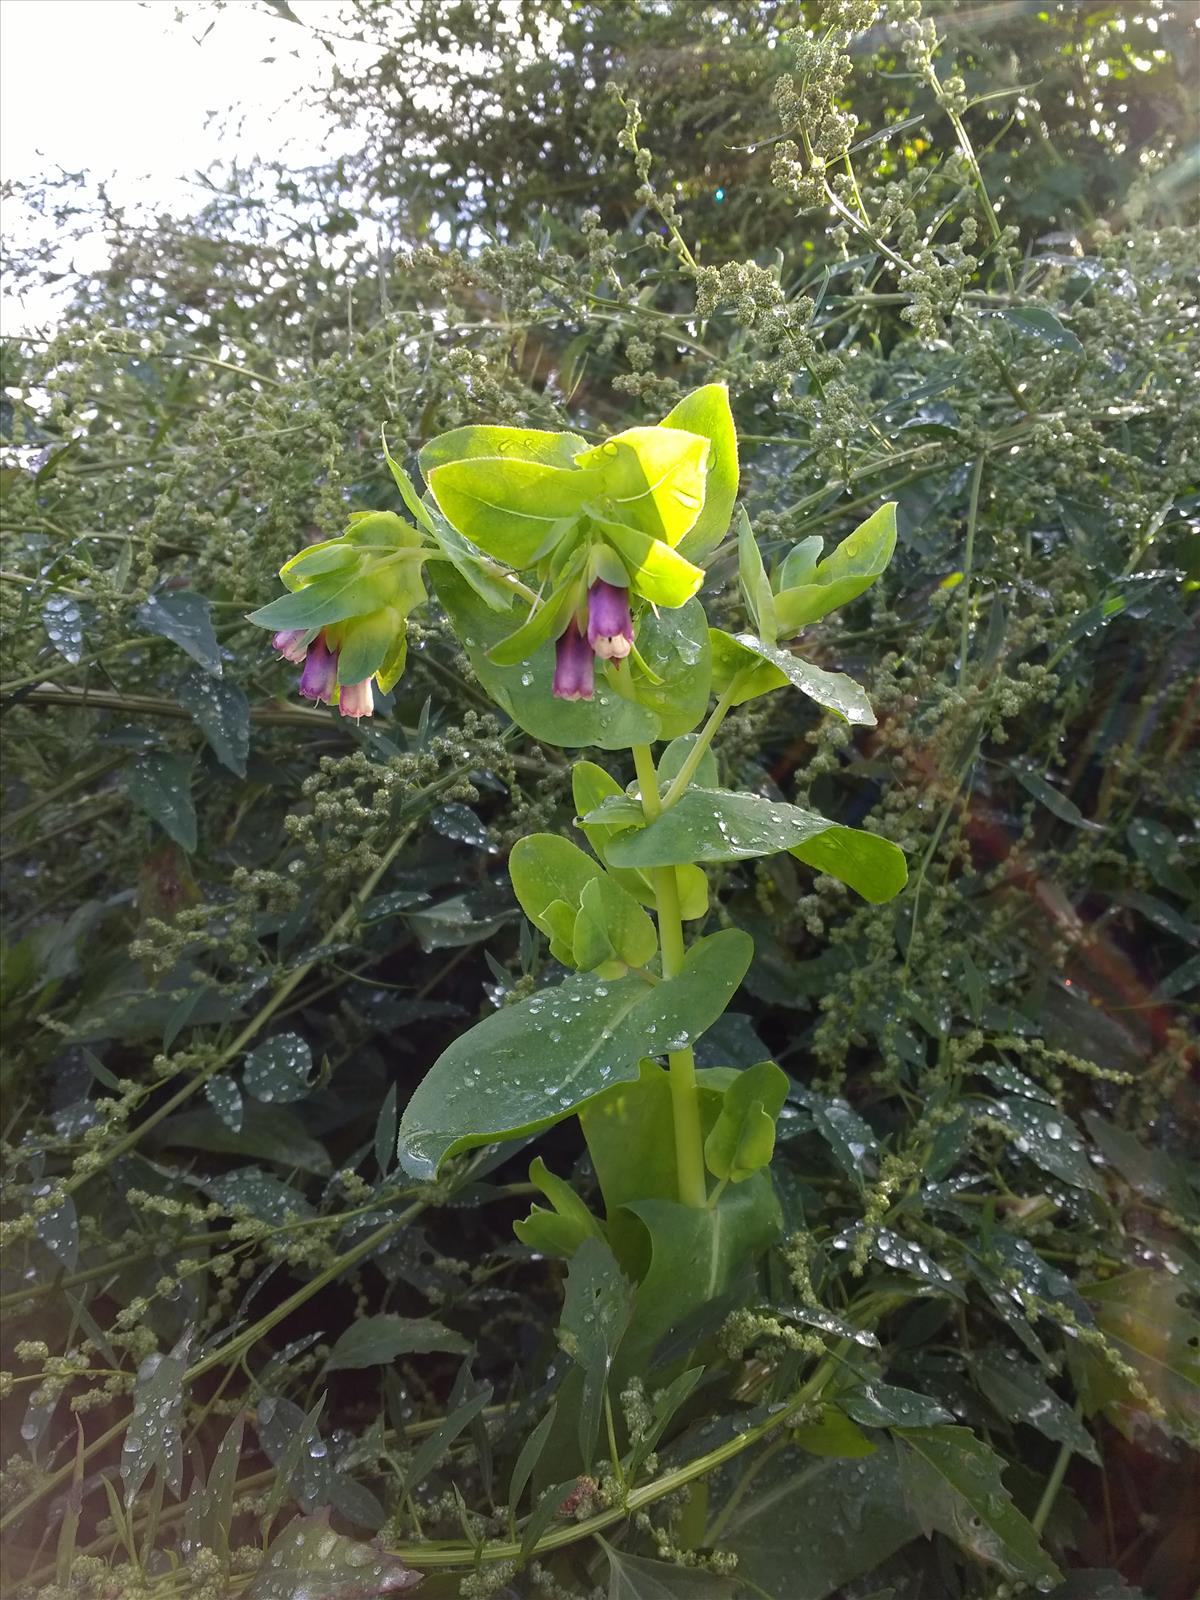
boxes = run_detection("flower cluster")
[273,627,376,719]
[552,578,634,701]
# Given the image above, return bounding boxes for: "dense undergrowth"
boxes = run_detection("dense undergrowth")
[1,2,1197,1596]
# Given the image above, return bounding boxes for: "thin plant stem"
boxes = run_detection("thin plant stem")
[661,676,741,809]
[958,452,987,686]
[1032,1438,1073,1535]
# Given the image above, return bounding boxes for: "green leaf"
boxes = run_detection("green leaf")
[243,1033,316,1104]
[122,1334,189,1505]
[508,1403,557,1518]
[792,1406,877,1458]
[622,599,713,740]
[152,1102,331,1174]
[487,571,581,666]
[710,629,876,723]
[840,1380,952,1429]
[704,1060,789,1183]
[176,670,250,776]
[985,305,1084,354]
[666,384,739,565]
[137,590,222,675]
[514,1156,606,1258]
[510,833,604,948]
[791,1085,878,1189]
[773,502,897,634]
[1010,758,1103,831]
[396,929,753,1179]
[722,1442,922,1600]
[737,507,776,643]
[594,515,705,607]
[599,787,907,903]
[894,1425,1061,1588]
[428,456,595,567]
[327,1314,469,1370]
[990,1097,1104,1194]
[580,1060,680,1273]
[657,734,719,791]
[623,1178,781,1370]
[558,1237,635,1466]
[576,425,709,547]
[381,428,435,533]
[576,874,658,970]
[123,753,197,852]
[247,563,394,632]
[601,1537,738,1599]
[248,1513,419,1597]
[425,501,517,612]
[419,423,587,474]
[778,535,824,590]
[973,1349,1099,1462]
[204,1075,244,1133]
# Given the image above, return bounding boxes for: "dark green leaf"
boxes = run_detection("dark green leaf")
[176,670,250,776]
[123,753,196,851]
[601,1537,738,1599]
[558,1237,635,1466]
[243,1033,315,1104]
[327,1314,469,1369]
[138,590,222,675]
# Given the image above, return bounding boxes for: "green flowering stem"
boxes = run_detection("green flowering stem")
[633,742,708,1209]
[661,675,742,809]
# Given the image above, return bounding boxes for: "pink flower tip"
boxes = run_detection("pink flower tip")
[587,579,633,661]
[338,678,375,720]
[273,628,309,665]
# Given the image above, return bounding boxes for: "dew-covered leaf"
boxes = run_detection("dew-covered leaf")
[841,1379,953,1428]
[33,1190,79,1272]
[204,1074,244,1132]
[834,1225,965,1300]
[722,1441,922,1600]
[985,305,1084,354]
[973,1348,1098,1462]
[990,1097,1104,1194]
[247,1510,419,1597]
[176,670,250,776]
[790,1086,878,1189]
[42,593,84,664]
[152,1102,331,1174]
[710,629,876,724]
[244,1033,315,1103]
[327,1314,469,1370]
[137,590,222,675]
[122,1334,191,1505]
[202,1168,314,1226]
[123,753,197,852]
[395,929,752,1179]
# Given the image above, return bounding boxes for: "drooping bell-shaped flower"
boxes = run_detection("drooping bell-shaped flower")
[273,628,310,664]
[586,578,634,661]
[338,678,375,720]
[298,634,339,704]
[553,617,594,701]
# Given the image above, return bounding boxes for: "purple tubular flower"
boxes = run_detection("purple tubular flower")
[298,633,339,703]
[273,628,309,664]
[553,618,595,701]
[586,579,634,660]
[338,678,375,720]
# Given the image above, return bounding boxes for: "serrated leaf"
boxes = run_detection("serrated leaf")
[973,1348,1098,1462]
[895,1425,1061,1588]
[601,1537,739,1598]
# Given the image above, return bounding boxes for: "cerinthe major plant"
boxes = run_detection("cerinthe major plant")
[250,384,907,1458]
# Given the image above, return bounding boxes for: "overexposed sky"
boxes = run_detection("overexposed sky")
[1,0,365,328]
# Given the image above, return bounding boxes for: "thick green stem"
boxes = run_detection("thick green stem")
[632,743,707,1209]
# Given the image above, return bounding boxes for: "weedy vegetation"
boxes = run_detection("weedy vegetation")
[0,3,1197,1598]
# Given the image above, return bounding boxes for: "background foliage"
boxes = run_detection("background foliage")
[1,2,1197,1596]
